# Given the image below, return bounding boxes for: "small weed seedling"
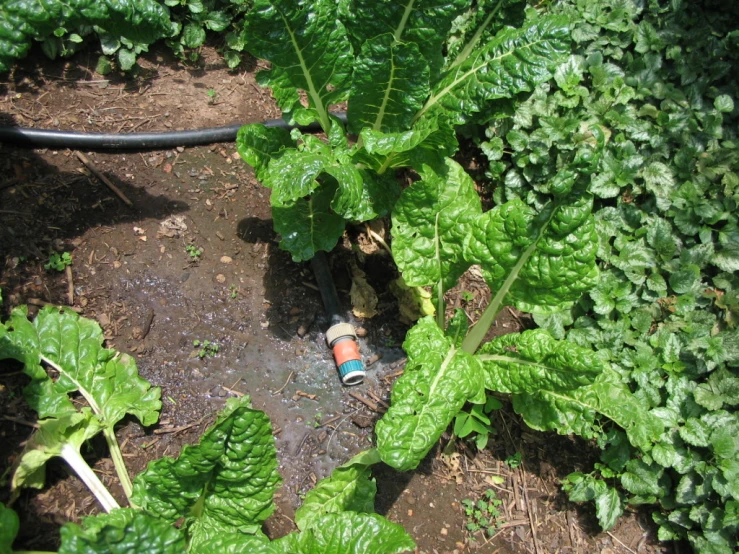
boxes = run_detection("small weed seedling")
[453,396,502,450]
[462,489,503,538]
[206,89,217,104]
[229,284,238,299]
[461,290,475,303]
[505,452,522,469]
[185,244,203,260]
[193,339,219,359]
[44,252,72,272]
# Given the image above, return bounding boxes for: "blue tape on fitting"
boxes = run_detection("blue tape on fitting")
[339,359,365,385]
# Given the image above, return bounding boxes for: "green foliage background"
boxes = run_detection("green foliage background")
[475,0,739,551]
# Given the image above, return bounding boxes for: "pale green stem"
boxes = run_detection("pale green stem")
[276,9,331,132]
[436,278,445,330]
[103,427,133,501]
[40,354,133,501]
[434,213,445,329]
[461,205,558,354]
[448,0,505,71]
[61,443,119,513]
[460,242,534,354]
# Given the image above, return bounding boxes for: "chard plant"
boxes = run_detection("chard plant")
[236,0,570,261]
[0,307,414,554]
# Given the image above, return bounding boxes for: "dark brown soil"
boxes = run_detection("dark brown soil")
[0,44,673,554]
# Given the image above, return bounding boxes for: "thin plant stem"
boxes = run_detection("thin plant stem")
[103,427,133,501]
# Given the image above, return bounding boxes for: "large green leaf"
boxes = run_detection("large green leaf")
[392,158,482,293]
[347,34,430,133]
[512,369,663,452]
[131,396,280,544]
[272,185,346,262]
[477,329,602,393]
[236,124,294,182]
[0,306,160,426]
[244,0,353,130]
[296,512,415,554]
[59,510,186,554]
[376,316,484,471]
[464,194,599,315]
[295,464,377,531]
[0,503,19,554]
[341,0,467,81]
[415,16,570,124]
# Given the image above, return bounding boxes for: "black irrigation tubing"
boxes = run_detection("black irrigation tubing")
[0,112,348,150]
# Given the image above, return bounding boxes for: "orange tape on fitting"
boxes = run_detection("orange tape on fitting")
[333,339,361,367]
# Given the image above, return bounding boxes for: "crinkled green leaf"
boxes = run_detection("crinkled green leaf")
[0,306,160,426]
[512,369,663,451]
[694,368,739,410]
[245,0,352,130]
[477,329,602,393]
[621,459,663,497]
[295,464,376,531]
[392,158,482,291]
[595,486,624,531]
[464,195,599,314]
[0,503,19,554]
[181,22,205,48]
[296,512,415,554]
[347,34,430,133]
[11,409,103,492]
[131,396,280,543]
[416,16,570,124]
[376,317,484,471]
[272,186,346,262]
[236,124,294,182]
[341,0,466,82]
[59,510,186,554]
[191,533,281,554]
[680,418,711,447]
[267,141,333,207]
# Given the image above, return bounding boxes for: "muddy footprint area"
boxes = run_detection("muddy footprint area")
[0,48,672,554]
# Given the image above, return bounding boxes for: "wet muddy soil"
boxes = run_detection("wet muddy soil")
[0,45,673,554]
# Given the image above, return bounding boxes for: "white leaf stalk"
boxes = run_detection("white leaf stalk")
[60,443,120,513]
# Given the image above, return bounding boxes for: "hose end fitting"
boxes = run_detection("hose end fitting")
[326,323,365,386]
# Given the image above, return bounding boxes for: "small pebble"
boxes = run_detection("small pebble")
[216,274,226,283]
[220,255,233,264]
[440,528,448,536]
[356,326,368,337]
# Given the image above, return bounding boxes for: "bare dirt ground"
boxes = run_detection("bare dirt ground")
[0,44,675,554]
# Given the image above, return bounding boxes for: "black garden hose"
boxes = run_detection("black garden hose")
[0,112,348,150]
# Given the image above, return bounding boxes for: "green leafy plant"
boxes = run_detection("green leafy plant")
[185,244,203,260]
[474,0,739,551]
[504,452,521,469]
[229,284,238,298]
[43,251,72,272]
[0,0,172,73]
[453,396,501,450]
[462,489,503,538]
[1,306,160,505]
[192,339,219,358]
[0,307,414,554]
[236,0,570,262]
